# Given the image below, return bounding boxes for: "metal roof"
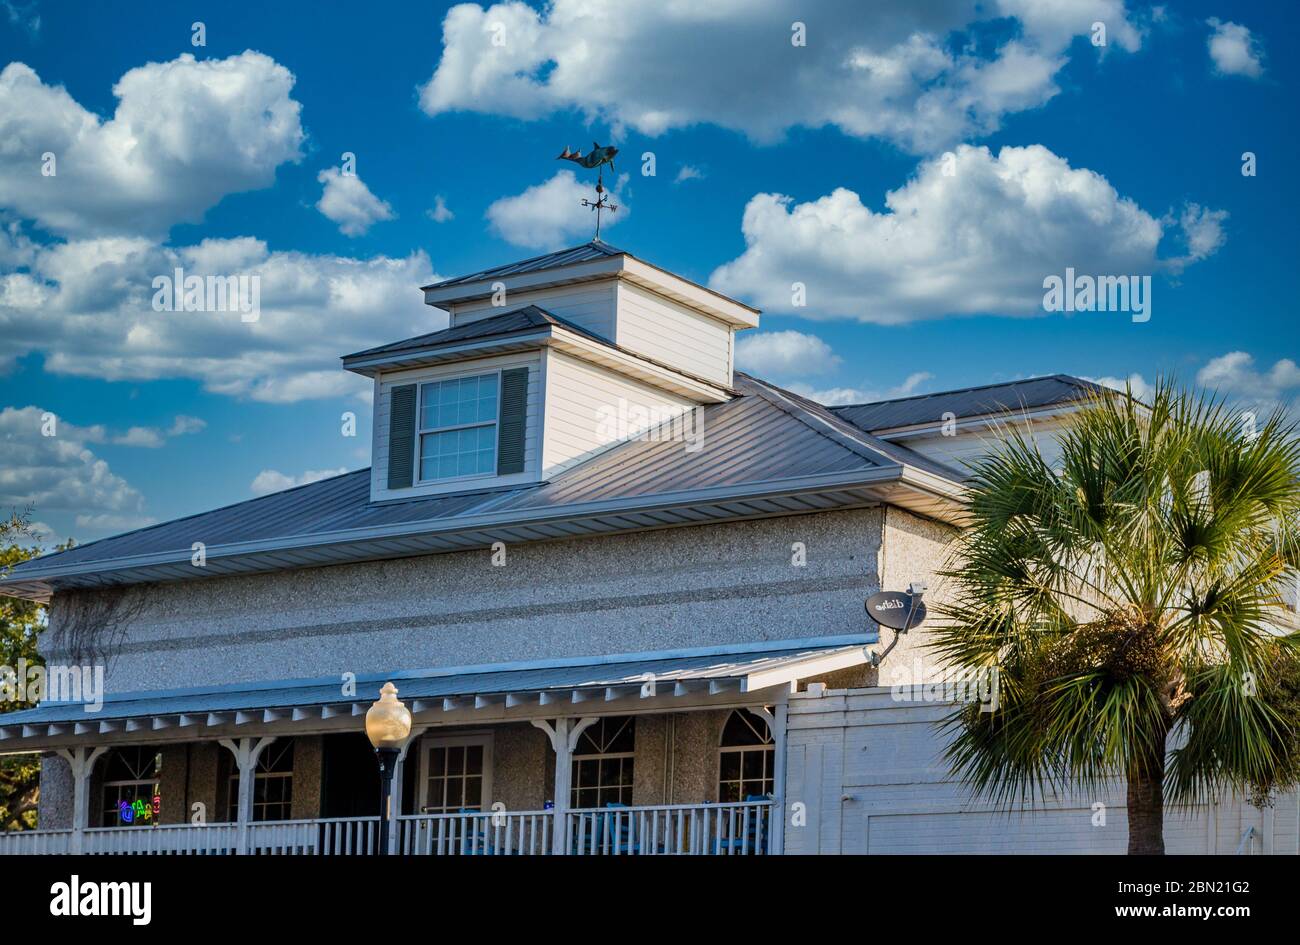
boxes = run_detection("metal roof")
[0,375,966,599]
[421,241,626,291]
[342,305,609,362]
[830,374,1104,433]
[0,639,871,748]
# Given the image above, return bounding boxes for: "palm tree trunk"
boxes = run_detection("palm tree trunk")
[1126,739,1167,855]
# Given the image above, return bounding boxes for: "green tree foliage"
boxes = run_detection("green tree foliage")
[930,380,1300,854]
[0,512,66,830]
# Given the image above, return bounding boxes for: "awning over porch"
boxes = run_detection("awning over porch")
[0,636,872,751]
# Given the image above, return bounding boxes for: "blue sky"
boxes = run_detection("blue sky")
[0,0,1294,546]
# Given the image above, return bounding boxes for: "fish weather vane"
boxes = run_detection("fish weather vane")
[557,141,619,240]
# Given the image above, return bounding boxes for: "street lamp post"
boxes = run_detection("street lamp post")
[365,682,412,855]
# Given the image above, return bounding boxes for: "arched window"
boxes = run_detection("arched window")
[572,716,635,808]
[718,711,774,802]
[99,747,161,827]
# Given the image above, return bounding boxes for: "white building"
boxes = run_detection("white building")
[0,242,1291,855]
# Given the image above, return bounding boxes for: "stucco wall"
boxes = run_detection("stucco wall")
[871,505,961,687]
[45,507,886,695]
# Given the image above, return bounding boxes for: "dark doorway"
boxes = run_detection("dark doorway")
[320,733,381,818]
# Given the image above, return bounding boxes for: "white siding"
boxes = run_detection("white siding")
[888,416,1070,473]
[615,282,733,385]
[451,282,618,340]
[370,351,543,502]
[542,349,697,476]
[784,689,1299,855]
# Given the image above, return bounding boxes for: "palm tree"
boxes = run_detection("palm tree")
[930,379,1300,854]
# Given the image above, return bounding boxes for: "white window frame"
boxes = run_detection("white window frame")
[225,740,295,823]
[417,732,495,814]
[571,716,636,810]
[100,748,161,828]
[717,711,775,803]
[413,368,503,486]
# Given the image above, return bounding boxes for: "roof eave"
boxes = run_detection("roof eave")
[0,463,964,602]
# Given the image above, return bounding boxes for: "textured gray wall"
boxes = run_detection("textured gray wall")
[47,507,886,694]
[35,505,893,829]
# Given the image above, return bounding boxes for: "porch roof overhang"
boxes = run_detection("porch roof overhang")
[0,637,873,753]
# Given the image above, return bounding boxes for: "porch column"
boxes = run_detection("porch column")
[387,726,427,854]
[219,736,276,855]
[532,717,597,855]
[55,745,108,854]
[748,703,788,855]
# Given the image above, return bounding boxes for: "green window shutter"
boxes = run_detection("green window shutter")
[387,383,417,490]
[496,367,529,475]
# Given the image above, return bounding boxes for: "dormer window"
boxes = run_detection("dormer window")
[418,372,500,482]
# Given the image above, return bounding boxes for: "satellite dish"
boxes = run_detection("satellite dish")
[865,590,926,631]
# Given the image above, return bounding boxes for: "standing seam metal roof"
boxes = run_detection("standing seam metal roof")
[420,241,626,290]
[829,374,1104,432]
[7,374,951,579]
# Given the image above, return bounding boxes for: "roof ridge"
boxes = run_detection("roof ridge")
[829,373,1101,411]
[735,373,903,469]
[421,241,627,291]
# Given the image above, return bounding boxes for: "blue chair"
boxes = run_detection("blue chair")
[599,802,641,854]
[571,802,641,854]
[713,795,771,854]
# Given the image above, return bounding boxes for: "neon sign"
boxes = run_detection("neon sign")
[118,794,161,824]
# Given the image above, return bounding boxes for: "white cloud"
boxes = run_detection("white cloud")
[250,467,349,496]
[316,167,396,237]
[787,371,933,406]
[675,165,704,184]
[1174,203,1229,266]
[1207,18,1264,79]
[709,144,1223,324]
[0,405,152,541]
[735,330,841,377]
[1089,372,1154,401]
[1196,352,1300,403]
[486,170,626,249]
[0,235,441,402]
[419,0,1141,153]
[427,195,454,223]
[0,52,304,237]
[112,427,165,448]
[168,415,206,436]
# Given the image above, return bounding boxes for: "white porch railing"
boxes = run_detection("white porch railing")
[396,811,552,855]
[84,822,239,855]
[249,816,381,854]
[568,800,774,855]
[0,802,776,855]
[0,829,72,854]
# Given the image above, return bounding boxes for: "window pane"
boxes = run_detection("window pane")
[720,753,740,780]
[418,418,497,482]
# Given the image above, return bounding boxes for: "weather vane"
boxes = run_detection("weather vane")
[557,141,619,240]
